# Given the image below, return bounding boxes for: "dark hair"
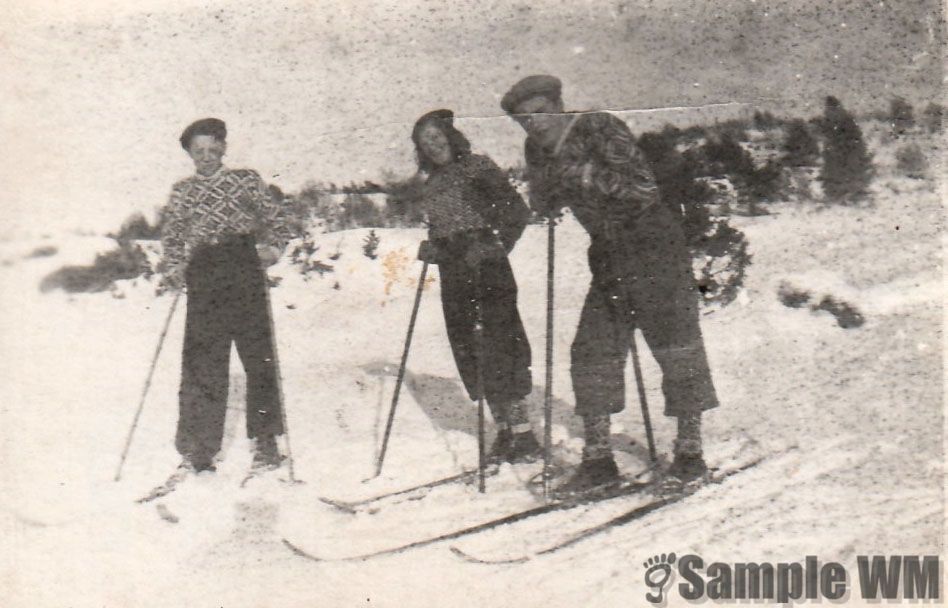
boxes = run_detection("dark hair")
[411,109,471,173]
[179,118,227,150]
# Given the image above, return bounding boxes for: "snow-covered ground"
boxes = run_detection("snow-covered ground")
[0,160,943,606]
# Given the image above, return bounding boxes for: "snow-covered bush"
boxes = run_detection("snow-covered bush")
[40,239,152,293]
[112,211,162,241]
[637,128,752,307]
[288,232,335,280]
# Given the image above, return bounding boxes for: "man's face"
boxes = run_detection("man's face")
[512,95,564,149]
[187,135,226,176]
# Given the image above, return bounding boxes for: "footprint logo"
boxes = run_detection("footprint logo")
[644,553,677,604]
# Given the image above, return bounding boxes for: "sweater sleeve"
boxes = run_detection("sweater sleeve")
[245,170,294,251]
[470,155,529,250]
[585,114,660,223]
[159,183,189,281]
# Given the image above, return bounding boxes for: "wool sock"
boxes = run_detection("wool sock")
[582,414,612,461]
[674,413,703,458]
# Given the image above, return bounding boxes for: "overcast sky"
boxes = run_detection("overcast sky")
[1,0,942,236]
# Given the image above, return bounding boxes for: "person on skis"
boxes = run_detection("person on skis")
[158,117,291,475]
[500,76,720,493]
[411,109,541,464]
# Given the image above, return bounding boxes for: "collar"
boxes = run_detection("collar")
[553,114,581,157]
[194,165,227,180]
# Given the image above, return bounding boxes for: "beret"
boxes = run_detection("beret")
[179,117,227,150]
[414,109,454,130]
[501,75,562,114]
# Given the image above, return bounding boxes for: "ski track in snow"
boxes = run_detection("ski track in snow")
[0,164,943,606]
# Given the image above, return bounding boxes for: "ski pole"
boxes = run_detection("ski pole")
[629,331,657,463]
[263,280,301,483]
[473,268,487,493]
[114,290,181,482]
[542,217,556,499]
[374,261,429,478]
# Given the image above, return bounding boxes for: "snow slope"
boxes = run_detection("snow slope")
[0,168,943,606]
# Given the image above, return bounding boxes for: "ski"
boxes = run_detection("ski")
[317,456,607,515]
[283,477,655,563]
[449,454,770,564]
[318,468,498,514]
[136,467,191,504]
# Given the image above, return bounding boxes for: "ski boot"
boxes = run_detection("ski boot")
[660,453,709,495]
[486,428,513,465]
[251,435,285,471]
[507,430,542,463]
[553,454,622,500]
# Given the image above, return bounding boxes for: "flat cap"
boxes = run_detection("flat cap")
[501,75,562,114]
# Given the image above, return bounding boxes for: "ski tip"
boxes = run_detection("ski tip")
[156,503,179,524]
[449,546,529,565]
[282,539,323,562]
[318,497,359,514]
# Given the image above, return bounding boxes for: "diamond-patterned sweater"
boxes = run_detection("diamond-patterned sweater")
[159,167,291,280]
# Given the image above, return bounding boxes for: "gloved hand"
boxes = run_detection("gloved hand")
[256,243,283,267]
[417,240,439,264]
[464,239,506,268]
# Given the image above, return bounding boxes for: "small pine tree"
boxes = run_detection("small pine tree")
[362,230,380,260]
[753,110,780,130]
[782,119,819,167]
[889,96,914,136]
[923,102,944,133]
[819,96,873,203]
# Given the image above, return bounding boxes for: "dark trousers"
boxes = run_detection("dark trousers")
[437,238,532,421]
[176,236,284,464]
[571,211,719,419]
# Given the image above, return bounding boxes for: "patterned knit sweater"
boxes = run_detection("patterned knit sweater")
[525,112,661,238]
[422,154,529,250]
[160,167,292,281]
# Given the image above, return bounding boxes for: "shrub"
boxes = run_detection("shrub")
[819,96,873,203]
[782,119,819,167]
[895,143,927,178]
[338,194,386,229]
[637,129,752,307]
[112,211,162,241]
[714,119,750,142]
[383,174,427,227]
[40,239,151,293]
[25,245,58,258]
[753,110,781,130]
[701,133,755,178]
[889,97,914,136]
[288,235,334,280]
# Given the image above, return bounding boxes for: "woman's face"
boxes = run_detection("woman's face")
[187,134,226,176]
[418,123,453,167]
